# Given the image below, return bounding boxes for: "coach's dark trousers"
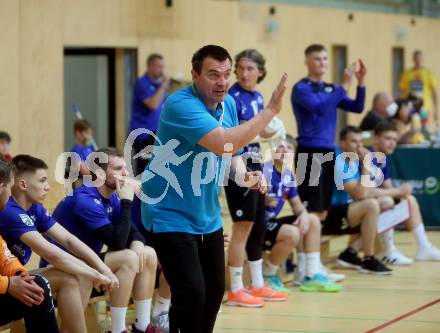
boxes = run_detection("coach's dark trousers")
[153,228,225,333]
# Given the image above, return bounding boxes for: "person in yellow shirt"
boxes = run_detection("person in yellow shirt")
[399,50,438,126]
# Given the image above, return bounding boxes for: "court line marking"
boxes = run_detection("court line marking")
[220,310,440,325]
[363,298,440,333]
[215,328,338,333]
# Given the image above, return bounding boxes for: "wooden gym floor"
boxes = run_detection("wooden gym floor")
[215,230,440,333]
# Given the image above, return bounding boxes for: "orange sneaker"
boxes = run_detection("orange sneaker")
[247,285,289,301]
[225,289,265,308]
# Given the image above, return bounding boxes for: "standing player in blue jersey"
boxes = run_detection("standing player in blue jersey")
[141,45,287,333]
[225,49,288,308]
[262,137,342,292]
[291,44,366,221]
[129,54,170,176]
[0,155,117,333]
[53,147,161,333]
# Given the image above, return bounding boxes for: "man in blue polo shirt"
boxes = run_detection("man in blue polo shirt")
[291,44,366,221]
[141,45,287,333]
[129,53,170,176]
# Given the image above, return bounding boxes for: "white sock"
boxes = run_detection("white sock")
[134,299,151,331]
[305,252,320,278]
[297,252,306,272]
[111,306,127,333]
[413,223,431,251]
[229,266,244,292]
[152,295,170,318]
[379,229,396,253]
[248,258,264,289]
[263,260,278,276]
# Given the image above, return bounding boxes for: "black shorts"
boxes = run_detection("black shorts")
[225,162,266,223]
[263,215,297,251]
[321,204,360,235]
[295,145,335,213]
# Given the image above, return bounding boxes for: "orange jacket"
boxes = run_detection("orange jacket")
[0,235,27,294]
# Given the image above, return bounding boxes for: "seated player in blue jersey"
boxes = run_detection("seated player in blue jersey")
[327,126,392,275]
[0,155,117,333]
[53,147,160,333]
[0,157,60,333]
[132,195,170,333]
[366,122,440,265]
[262,137,342,292]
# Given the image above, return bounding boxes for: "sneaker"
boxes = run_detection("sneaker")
[299,273,342,292]
[225,289,265,308]
[132,323,162,333]
[336,248,362,270]
[151,311,169,333]
[247,285,289,301]
[263,275,291,293]
[416,245,440,261]
[378,249,414,266]
[360,257,393,275]
[319,263,346,282]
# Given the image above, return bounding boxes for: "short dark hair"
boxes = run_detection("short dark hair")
[73,119,92,133]
[12,155,48,177]
[413,50,422,57]
[305,44,326,56]
[191,45,232,74]
[374,121,397,136]
[0,131,11,143]
[0,157,14,185]
[147,53,164,66]
[234,49,267,83]
[340,126,362,141]
[92,147,123,171]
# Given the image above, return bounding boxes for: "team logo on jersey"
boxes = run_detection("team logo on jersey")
[19,214,34,227]
[107,206,113,214]
[94,198,101,205]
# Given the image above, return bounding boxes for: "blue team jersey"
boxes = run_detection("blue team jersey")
[52,185,121,254]
[228,83,264,160]
[291,78,365,148]
[0,197,56,264]
[141,84,240,234]
[71,144,95,161]
[263,161,298,219]
[332,146,361,206]
[129,74,166,140]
